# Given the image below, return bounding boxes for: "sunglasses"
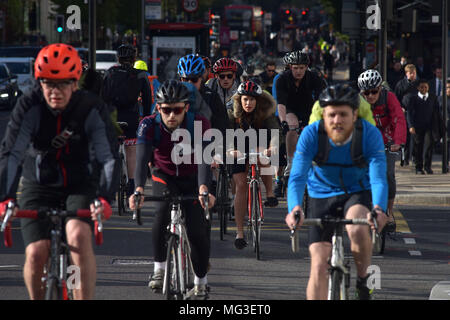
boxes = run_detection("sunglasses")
[181,77,200,83]
[219,74,234,80]
[363,89,380,96]
[40,80,74,90]
[159,107,185,115]
[267,69,276,73]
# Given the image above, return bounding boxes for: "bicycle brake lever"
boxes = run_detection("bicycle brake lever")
[94,199,103,233]
[1,201,15,232]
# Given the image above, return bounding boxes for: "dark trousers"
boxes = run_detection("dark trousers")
[413,127,433,170]
[151,168,210,278]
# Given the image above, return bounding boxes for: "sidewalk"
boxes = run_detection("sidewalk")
[395,154,450,206]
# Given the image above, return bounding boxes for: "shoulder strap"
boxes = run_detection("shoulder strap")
[51,91,94,149]
[312,120,330,166]
[350,119,367,168]
[313,119,367,168]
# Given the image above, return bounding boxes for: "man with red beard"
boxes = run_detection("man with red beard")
[285,84,388,300]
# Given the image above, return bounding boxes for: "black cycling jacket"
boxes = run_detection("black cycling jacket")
[0,86,120,203]
[275,69,326,124]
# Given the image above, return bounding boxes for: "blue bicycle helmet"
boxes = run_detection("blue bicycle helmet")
[178,54,205,78]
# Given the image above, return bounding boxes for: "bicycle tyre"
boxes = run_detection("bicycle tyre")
[181,237,194,292]
[302,186,309,218]
[134,208,143,225]
[117,154,127,216]
[45,277,61,300]
[216,171,225,241]
[378,228,386,255]
[164,236,182,300]
[329,269,345,300]
[216,170,229,240]
[252,182,261,260]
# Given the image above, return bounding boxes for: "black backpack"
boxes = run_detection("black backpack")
[103,66,141,110]
[313,119,367,169]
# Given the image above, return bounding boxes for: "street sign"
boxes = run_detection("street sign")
[182,0,198,13]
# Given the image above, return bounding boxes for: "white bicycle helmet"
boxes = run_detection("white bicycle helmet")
[358,69,383,91]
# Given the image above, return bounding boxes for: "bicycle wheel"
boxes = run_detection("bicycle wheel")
[216,170,228,240]
[302,186,309,218]
[117,154,127,216]
[164,236,182,300]
[133,208,142,225]
[181,237,194,292]
[251,182,261,260]
[45,277,61,300]
[328,269,346,300]
[378,228,386,255]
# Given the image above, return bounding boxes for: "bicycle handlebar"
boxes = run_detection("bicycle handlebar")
[236,152,271,163]
[1,201,104,247]
[137,191,211,221]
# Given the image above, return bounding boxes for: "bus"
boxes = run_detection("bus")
[223,5,263,41]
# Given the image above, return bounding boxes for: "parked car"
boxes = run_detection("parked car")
[96,50,118,74]
[0,46,42,59]
[0,57,35,94]
[0,63,20,110]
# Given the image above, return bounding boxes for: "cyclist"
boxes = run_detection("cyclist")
[358,69,407,232]
[178,54,230,142]
[285,84,388,300]
[134,59,160,115]
[0,44,119,300]
[129,80,215,300]
[206,57,240,110]
[102,44,152,198]
[275,50,327,185]
[195,54,214,82]
[227,81,280,249]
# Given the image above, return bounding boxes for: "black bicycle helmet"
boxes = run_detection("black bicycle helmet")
[284,50,310,65]
[117,44,136,59]
[318,84,360,110]
[358,69,383,91]
[156,80,190,104]
[237,80,263,97]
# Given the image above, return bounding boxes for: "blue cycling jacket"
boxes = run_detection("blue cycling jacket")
[287,119,388,213]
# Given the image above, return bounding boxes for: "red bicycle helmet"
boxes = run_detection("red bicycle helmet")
[237,81,263,97]
[35,44,82,80]
[213,57,237,73]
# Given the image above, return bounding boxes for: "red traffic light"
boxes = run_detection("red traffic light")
[285,10,290,15]
[302,10,306,15]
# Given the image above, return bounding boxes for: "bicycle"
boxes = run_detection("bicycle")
[136,191,210,300]
[237,151,270,260]
[290,207,380,300]
[117,121,129,216]
[1,200,104,300]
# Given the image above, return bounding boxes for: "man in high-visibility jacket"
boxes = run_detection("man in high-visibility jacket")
[134,60,160,115]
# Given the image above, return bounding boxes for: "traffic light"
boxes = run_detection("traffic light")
[56,14,64,33]
[211,15,220,40]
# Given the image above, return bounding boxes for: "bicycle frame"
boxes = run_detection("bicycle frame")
[294,213,375,300]
[162,202,192,296]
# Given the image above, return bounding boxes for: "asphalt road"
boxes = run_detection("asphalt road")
[1,199,449,301]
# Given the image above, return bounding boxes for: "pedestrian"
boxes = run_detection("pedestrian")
[395,64,420,166]
[406,79,444,174]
